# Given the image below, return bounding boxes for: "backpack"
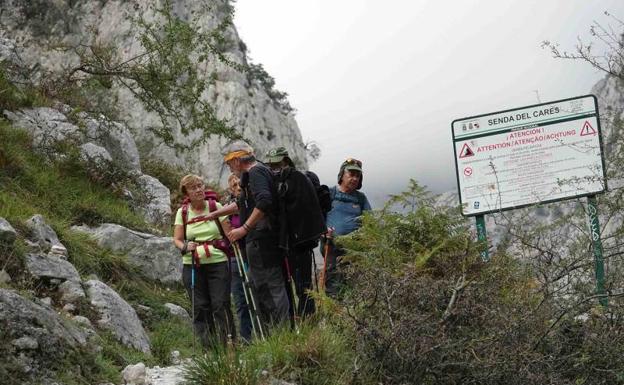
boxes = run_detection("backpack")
[180,190,234,259]
[274,167,326,251]
[304,170,331,215]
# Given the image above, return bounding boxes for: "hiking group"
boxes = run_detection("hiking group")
[172,140,371,349]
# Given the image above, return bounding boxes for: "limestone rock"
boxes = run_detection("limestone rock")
[39,297,53,307]
[80,142,113,165]
[0,0,308,190]
[0,217,17,244]
[0,269,11,285]
[3,108,81,150]
[134,174,172,227]
[25,253,80,282]
[72,224,181,284]
[122,363,147,385]
[83,116,141,171]
[72,315,93,328]
[25,214,66,252]
[145,364,186,385]
[48,244,69,259]
[0,289,87,378]
[58,279,86,303]
[85,279,151,353]
[12,336,39,350]
[164,303,191,323]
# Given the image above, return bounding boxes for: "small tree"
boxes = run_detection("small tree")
[45,0,243,152]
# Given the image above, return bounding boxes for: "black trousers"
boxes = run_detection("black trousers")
[246,239,290,330]
[182,261,234,348]
[287,247,315,317]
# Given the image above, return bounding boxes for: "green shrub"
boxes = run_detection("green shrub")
[338,181,624,385]
[184,320,367,385]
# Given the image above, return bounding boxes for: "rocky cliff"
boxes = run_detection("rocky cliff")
[0,0,307,185]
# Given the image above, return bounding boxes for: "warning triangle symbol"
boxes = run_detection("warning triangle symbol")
[459,143,475,158]
[580,121,597,136]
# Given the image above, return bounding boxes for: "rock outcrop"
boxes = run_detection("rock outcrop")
[25,253,81,282]
[0,289,88,380]
[73,223,181,284]
[85,279,151,353]
[25,214,66,252]
[3,109,172,226]
[0,217,17,244]
[0,0,308,186]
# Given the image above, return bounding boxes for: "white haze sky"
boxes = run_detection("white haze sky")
[234,1,624,207]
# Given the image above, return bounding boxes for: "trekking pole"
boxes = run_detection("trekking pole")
[190,240,200,354]
[283,257,300,333]
[320,236,331,292]
[233,243,265,341]
[312,249,319,293]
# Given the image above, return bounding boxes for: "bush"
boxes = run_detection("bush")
[338,181,624,385]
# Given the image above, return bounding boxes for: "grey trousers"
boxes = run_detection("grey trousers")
[246,239,290,330]
[182,261,234,349]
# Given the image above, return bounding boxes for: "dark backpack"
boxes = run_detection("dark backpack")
[180,190,234,259]
[304,170,331,215]
[274,167,326,251]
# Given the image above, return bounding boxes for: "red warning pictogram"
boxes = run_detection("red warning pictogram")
[464,167,473,176]
[580,121,597,136]
[458,143,475,158]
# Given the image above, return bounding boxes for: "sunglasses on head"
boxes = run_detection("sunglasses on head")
[344,158,362,167]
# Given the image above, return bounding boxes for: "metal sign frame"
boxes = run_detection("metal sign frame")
[451,94,607,217]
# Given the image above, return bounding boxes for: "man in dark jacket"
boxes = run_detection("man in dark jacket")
[265,147,326,317]
[225,141,290,330]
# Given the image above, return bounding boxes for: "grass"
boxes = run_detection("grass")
[0,121,149,233]
[0,119,197,382]
[183,317,365,385]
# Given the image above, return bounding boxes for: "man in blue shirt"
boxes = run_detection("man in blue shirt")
[323,158,371,297]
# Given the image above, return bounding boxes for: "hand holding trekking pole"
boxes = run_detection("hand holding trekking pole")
[228,227,247,242]
[320,227,334,291]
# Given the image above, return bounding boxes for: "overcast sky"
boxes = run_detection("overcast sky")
[234,1,624,207]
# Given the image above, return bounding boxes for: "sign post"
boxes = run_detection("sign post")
[452,95,608,305]
[587,195,608,307]
[475,215,489,261]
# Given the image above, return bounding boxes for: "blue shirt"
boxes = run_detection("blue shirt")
[326,186,372,236]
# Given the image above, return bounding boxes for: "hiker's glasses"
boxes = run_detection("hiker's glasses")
[344,158,362,167]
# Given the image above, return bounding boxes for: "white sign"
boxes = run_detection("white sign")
[452,95,606,216]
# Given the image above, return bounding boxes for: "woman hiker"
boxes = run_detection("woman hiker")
[173,174,235,349]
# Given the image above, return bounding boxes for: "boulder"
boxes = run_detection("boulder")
[3,107,81,150]
[72,224,181,284]
[25,253,80,282]
[164,303,191,323]
[0,217,17,244]
[25,214,66,252]
[0,289,88,377]
[85,279,151,353]
[80,142,113,166]
[122,362,147,385]
[135,174,172,226]
[83,116,141,172]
